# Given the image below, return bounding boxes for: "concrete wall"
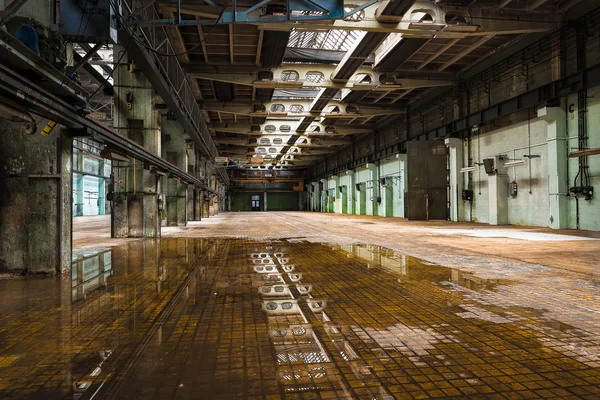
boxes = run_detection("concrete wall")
[306,156,407,219]
[463,117,549,226]
[566,85,600,231]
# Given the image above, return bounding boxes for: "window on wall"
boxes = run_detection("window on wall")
[270,104,285,112]
[264,125,276,133]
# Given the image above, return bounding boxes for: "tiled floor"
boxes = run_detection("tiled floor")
[2,234,600,399]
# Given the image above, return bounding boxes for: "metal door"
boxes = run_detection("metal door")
[407,140,448,220]
[359,183,367,215]
[251,194,262,211]
[385,185,393,217]
[341,187,348,214]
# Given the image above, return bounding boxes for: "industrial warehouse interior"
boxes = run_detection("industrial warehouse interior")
[2,0,600,398]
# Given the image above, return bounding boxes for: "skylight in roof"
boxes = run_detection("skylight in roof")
[288,29,361,52]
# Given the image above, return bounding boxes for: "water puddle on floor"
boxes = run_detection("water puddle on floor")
[1,238,599,399]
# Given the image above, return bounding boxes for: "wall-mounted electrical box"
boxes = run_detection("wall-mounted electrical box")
[60,0,119,43]
[462,189,473,201]
[509,181,518,197]
[483,158,495,175]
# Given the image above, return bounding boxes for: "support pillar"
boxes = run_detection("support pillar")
[445,138,464,222]
[538,104,568,229]
[366,163,378,216]
[111,45,160,238]
[396,154,408,218]
[488,157,509,225]
[331,175,340,213]
[319,179,327,212]
[161,117,188,227]
[0,120,72,273]
[346,170,355,214]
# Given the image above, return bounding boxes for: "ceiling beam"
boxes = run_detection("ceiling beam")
[416,38,461,71]
[190,72,454,91]
[255,30,264,66]
[437,35,495,72]
[252,13,559,39]
[229,24,234,65]
[169,11,190,64]
[196,20,209,64]
[527,0,548,10]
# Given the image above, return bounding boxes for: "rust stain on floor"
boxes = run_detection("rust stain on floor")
[1,238,600,399]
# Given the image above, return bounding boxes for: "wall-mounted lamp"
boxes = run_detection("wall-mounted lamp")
[504,160,528,168]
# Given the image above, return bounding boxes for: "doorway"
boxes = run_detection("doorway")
[251,194,262,211]
[358,183,367,215]
[407,140,448,220]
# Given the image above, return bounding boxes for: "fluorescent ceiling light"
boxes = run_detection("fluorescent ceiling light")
[460,166,476,173]
[504,160,528,167]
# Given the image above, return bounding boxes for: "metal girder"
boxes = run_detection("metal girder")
[208,121,373,135]
[416,39,461,71]
[79,43,112,76]
[0,62,219,195]
[120,1,228,185]
[437,35,495,72]
[134,0,383,26]
[528,0,549,11]
[216,137,352,147]
[202,103,404,118]
[73,43,103,73]
[0,30,88,107]
[203,99,405,112]
[0,0,30,24]
[253,13,559,39]
[190,71,454,91]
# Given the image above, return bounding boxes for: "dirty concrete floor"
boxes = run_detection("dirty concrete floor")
[74,212,600,277]
[1,213,598,399]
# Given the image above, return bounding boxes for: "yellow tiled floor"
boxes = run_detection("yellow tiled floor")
[2,235,600,399]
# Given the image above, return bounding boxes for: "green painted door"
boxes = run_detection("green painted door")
[267,192,299,211]
[359,183,367,215]
[342,187,348,214]
[385,185,393,217]
[328,189,335,212]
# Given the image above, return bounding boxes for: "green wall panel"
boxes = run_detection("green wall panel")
[267,192,299,211]
[231,192,250,211]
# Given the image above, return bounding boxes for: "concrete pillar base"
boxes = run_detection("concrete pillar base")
[0,120,72,274]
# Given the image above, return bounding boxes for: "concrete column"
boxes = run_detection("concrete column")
[319,179,327,212]
[111,46,160,238]
[264,191,268,211]
[346,170,355,214]
[488,157,509,225]
[445,138,464,222]
[0,120,73,274]
[161,117,188,227]
[538,105,568,229]
[366,163,378,216]
[331,175,340,213]
[396,154,407,218]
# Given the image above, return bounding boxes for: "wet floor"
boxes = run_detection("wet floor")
[1,239,600,399]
